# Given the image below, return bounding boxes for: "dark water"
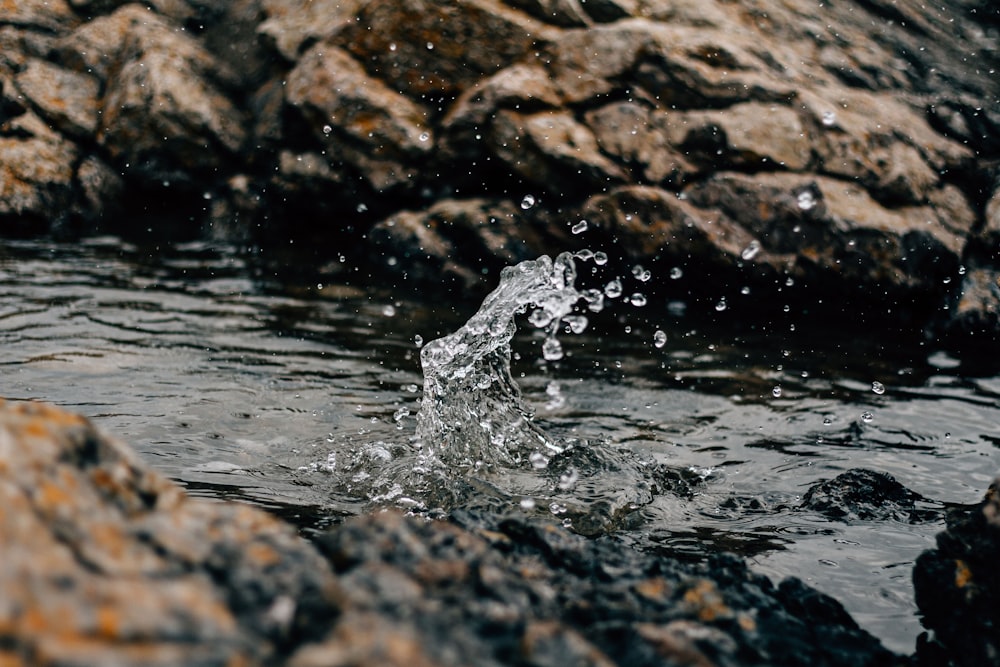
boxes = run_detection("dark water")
[2,237,998,654]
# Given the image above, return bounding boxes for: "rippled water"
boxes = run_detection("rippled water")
[2,237,999,654]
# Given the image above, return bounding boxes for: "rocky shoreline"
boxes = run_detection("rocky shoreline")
[1,0,999,345]
[3,397,998,666]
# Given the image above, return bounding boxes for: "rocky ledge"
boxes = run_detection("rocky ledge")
[1,397,997,666]
[1,0,999,345]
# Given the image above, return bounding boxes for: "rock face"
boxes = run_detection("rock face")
[912,479,1000,667]
[0,398,909,666]
[0,0,998,340]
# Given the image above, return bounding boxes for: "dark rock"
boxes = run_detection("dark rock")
[912,479,1000,667]
[0,398,341,666]
[800,468,942,523]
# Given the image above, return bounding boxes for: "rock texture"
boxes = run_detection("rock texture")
[0,398,909,667]
[912,479,1000,667]
[0,0,998,341]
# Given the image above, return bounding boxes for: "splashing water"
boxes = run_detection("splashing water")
[414,252,587,471]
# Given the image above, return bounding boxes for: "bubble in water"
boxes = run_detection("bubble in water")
[571,219,588,235]
[861,411,874,423]
[382,304,396,317]
[772,385,782,398]
[542,336,564,361]
[822,110,837,126]
[557,467,579,490]
[520,194,536,210]
[797,190,817,211]
[653,329,667,348]
[520,497,536,510]
[605,278,623,298]
[632,264,652,282]
[871,381,885,395]
[740,240,761,261]
[670,267,683,280]
[715,298,727,312]
[414,334,424,347]
[630,293,647,307]
[594,251,608,265]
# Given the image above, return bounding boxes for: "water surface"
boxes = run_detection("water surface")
[2,237,998,654]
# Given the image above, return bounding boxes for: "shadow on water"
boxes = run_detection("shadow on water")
[2,236,1000,654]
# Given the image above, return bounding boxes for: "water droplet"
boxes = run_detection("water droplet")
[406,384,419,393]
[316,283,324,290]
[822,416,833,426]
[386,256,398,266]
[772,385,782,398]
[944,432,951,439]
[426,41,434,50]
[604,279,623,298]
[520,194,536,209]
[414,334,424,347]
[418,132,430,142]
[653,329,667,348]
[822,110,837,126]
[958,265,966,275]
[632,264,652,282]
[740,240,761,260]
[382,304,396,317]
[356,202,369,213]
[548,502,566,515]
[571,219,588,235]
[542,336,564,361]
[861,411,874,423]
[715,298,727,312]
[871,381,885,395]
[594,251,608,265]
[519,497,536,510]
[557,467,579,490]
[322,124,332,135]
[389,43,397,51]
[740,286,751,295]
[528,308,555,328]
[797,190,816,211]
[670,267,683,280]
[393,407,410,422]
[529,451,549,469]
[562,314,588,334]
[630,293,647,307]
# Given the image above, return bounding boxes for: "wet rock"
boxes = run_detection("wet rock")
[912,479,1000,666]
[800,468,941,523]
[0,398,341,666]
[311,510,903,667]
[13,58,100,139]
[285,44,431,193]
[258,0,365,62]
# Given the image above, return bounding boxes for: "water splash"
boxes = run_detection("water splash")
[415,252,586,470]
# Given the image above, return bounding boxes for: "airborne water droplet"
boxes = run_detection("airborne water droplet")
[822,110,837,126]
[740,241,761,261]
[557,467,579,490]
[861,411,874,423]
[670,267,683,280]
[772,385,782,398]
[542,336,564,361]
[562,314,588,334]
[520,194,536,210]
[418,132,430,142]
[630,293,647,307]
[715,298,727,312]
[632,264,651,282]
[413,334,424,347]
[653,329,667,348]
[604,279,623,298]
[871,381,885,395]
[571,219,588,234]
[382,304,396,317]
[594,251,608,265]
[797,190,816,211]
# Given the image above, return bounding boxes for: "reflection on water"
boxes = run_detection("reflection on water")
[2,236,999,654]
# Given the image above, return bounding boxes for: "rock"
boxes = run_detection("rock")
[505,0,592,27]
[285,44,432,193]
[800,469,941,523]
[0,398,341,666]
[912,479,1000,666]
[258,0,365,62]
[13,58,100,139]
[0,0,79,32]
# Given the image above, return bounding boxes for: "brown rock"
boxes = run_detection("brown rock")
[258,0,365,61]
[285,44,432,193]
[0,0,79,32]
[585,102,695,185]
[13,58,100,139]
[0,112,78,227]
[0,398,341,666]
[505,0,592,27]
[339,0,558,99]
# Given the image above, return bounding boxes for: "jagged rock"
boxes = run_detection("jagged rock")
[0,398,341,667]
[912,479,1000,666]
[13,58,100,139]
[0,0,79,32]
[258,0,365,61]
[505,0,592,27]
[285,44,432,193]
[800,469,941,523]
[0,112,78,229]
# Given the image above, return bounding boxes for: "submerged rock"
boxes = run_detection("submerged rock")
[800,468,942,524]
[0,397,914,666]
[912,479,1000,667]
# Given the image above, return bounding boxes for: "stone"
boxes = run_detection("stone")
[505,0,592,27]
[285,44,432,193]
[0,111,78,229]
[13,58,100,139]
[339,0,559,99]
[0,0,79,32]
[0,398,341,666]
[800,469,941,523]
[258,0,365,62]
[912,479,1000,666]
